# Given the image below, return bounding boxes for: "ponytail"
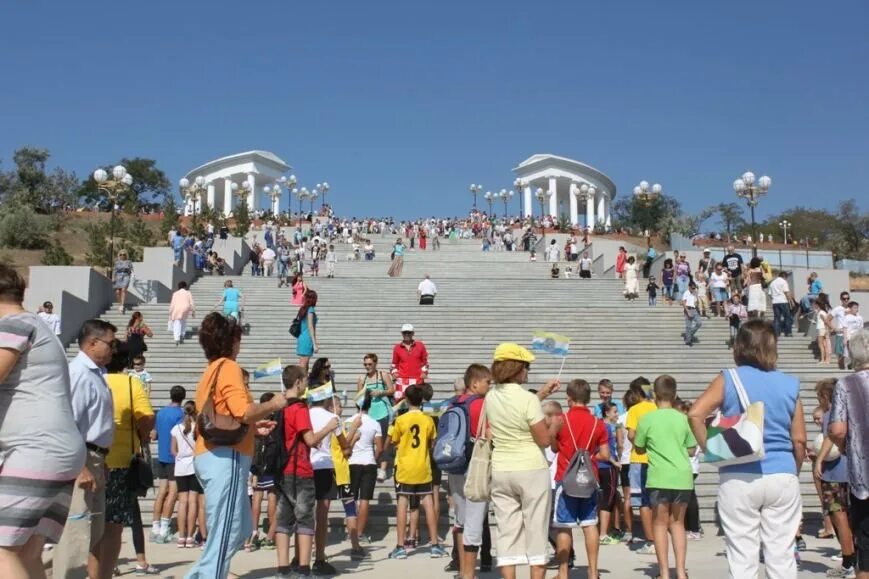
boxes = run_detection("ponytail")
[182,400,196,435]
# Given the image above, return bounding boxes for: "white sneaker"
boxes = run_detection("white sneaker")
[377,468,387,482]
[826,565,856,578]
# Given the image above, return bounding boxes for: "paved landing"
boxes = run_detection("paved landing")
[47,529,849,578]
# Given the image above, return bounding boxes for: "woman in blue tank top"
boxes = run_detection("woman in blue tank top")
[688,319,806,579]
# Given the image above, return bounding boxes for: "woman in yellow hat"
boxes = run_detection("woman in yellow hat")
[486,343,560,579]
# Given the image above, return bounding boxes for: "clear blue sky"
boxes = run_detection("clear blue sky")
[1,1,867,222]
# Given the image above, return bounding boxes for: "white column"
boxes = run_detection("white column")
[223,179,233,217]
[597,193,606,225]
[568,183,578,225]
[272,196,280,217]
[206,182,215,210]
[246,173,256,210]
[604,195,612,230]
[184,196,193,216]
[548,176,558,217]
[586,195,595,229]
[523,186,532,218]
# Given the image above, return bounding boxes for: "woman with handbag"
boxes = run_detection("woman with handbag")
[688,320,807,579]
[186,313,297,579]
[295,291,319,374]
[485,343,561,579]
[102,344,157,577]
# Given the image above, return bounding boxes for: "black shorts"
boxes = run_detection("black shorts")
[619,465,631,489]
[350,464,377,501]
[598,467,620,512]
[155,461,176,481]
[648,488,691,506]
[313,469,338,501]
[850,494,869,572]
[579,270,591,279]
[396,482,433,496]
[176,474,203,494]
[419,295,435,305]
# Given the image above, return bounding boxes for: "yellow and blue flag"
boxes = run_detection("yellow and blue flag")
[531,331,570,357]
[253,358,282,379]
[305,381,335,403]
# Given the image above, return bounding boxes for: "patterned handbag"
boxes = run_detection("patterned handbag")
[703,368,765,467]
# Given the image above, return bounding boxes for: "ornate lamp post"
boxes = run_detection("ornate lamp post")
[633,180,662,206]
[93,165,133,275]
[179,175,208,234]
[779,219,791,245]
[734,171,771,257]
[294,187,310,229]
[315,182,330,212]
[535,187,552,242]
[470,184,482,209]
[498,189,514,219]
[573,183,596,229]
[230,181,252,205]
[513,178,527,220]
[309,191,319,215]
[483,191,495,217]
[263,183,282,218]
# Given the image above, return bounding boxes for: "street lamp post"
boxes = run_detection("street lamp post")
[513,178,527,220]
[734,171,772,258]
[309,191,319,215]
[483,191,494,217]
[779,220,791,245]
[295,187,310,230]
[469,184,482,209]
[632,181,662,235]
[263,183,282,218]
[498,189,514,219]
[179,175,208,235]
[315,182,330,213]
[535,187,552,242]
[93,165,134,276]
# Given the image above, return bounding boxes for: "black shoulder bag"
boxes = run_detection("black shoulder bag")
[197,360,250,446]
[127,377,155,497]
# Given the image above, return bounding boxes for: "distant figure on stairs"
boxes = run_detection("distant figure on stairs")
[388,238,406,278]
[418,274,437,305]
[169,281,196,346]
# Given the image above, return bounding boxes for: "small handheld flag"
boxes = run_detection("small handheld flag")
[253,358,282,379]
[531,331,571,357]
[305,381,335,403]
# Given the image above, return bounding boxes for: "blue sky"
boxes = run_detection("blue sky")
[1,1,867,221]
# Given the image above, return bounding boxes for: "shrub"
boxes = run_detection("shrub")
[41,239,73,265]
[0,204,49,249]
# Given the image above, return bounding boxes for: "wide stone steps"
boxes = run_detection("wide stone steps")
[70,244,840,528]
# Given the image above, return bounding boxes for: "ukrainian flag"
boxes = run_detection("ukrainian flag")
[305,381,335,403]
[253,358,282,379]
[531,331,571,357]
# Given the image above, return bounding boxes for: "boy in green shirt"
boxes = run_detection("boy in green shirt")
[634,375,696,579]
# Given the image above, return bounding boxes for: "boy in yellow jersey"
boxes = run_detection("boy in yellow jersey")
[329,395,366,560]
[625,376,658,554]
[388,385,447,559]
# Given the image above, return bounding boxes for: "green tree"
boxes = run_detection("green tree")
[0,203,49,249]
[160,196,180,240]
[233,199,251,237]
[716,203,746,239]
[80,157,171,212]
[611,194,682,234]
[833,199,869,258]
[83,221,113,269]
[126,215,155,249]
[41,239,74,265]
[1,147,80,213]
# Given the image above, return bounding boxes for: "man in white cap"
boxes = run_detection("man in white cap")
[390,324,429,401]
[418,274,437,305]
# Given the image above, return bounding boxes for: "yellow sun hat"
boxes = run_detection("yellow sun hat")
[493,342,536,363]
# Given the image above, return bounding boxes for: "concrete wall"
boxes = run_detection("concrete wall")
[127,248,197,304]
[24,266,115,346]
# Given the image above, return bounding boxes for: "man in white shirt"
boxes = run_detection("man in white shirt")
[418,274,438,305]
[38,300,62,336]
[53,320,117,579]
[261,246,277,277]
[579,252,593,279]
[682,282,702,346]
[769,271,795,337]
[844,301,865,363]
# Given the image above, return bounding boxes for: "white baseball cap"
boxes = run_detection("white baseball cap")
[401,323,414,333]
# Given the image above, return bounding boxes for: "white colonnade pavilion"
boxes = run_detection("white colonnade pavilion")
[182,150,291,217]
[513,153,616,229]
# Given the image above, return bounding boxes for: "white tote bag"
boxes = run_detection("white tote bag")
[463,400,492,502]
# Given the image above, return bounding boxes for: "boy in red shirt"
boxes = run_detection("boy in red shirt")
[275,365,338,579]
[551,379,610,579]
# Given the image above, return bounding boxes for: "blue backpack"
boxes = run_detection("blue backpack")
[433,395,479,474]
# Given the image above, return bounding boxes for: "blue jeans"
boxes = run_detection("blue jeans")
[185,448,253,579]
[277,260,289,278]
[684,308,702,344]
[649,295,657,306]
[800,294,817,314]
[677,275,689,295]
[773,303,793,337]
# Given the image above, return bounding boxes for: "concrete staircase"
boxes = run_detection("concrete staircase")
[72,237,838,528]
